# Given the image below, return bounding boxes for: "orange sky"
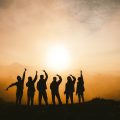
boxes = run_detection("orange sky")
[0,0,120,103]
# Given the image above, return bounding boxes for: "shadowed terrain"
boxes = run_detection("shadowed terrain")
[0,98,120,120]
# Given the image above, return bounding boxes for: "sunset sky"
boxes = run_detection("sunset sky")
[0,0,120,103]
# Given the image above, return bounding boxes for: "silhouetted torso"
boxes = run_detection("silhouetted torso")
[77,79,84,94]
[37,79,47,92]
[26,81,35,93]
[50,81,61,93]
[65,80,75,94]
[15,80,24,94]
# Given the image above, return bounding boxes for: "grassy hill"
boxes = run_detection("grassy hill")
[0,98,120,120]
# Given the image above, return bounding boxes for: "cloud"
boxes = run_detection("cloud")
[0,0,120,32]
[61,0,120,30]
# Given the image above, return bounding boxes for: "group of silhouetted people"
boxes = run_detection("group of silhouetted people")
[6,68,85,106]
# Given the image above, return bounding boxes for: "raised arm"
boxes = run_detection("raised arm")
[6,82,17,91]
[80,70,84,84]
[70,75,76,83]
[22,68,27,82]
[80,70,83,79]
[33,71,38,83]
[56,74,62,85]
[43,70,48,82]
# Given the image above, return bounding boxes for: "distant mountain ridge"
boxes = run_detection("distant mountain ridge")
[0,63,31,78]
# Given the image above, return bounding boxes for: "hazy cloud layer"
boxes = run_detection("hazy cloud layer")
[63,0,120,30]
[0,0,120,30]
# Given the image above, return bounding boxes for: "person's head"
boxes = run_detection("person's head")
[40,75,44,79]
[28,76,32,82]
[67,76,71,82]
[53,77,57,82]
[17,76,21,82]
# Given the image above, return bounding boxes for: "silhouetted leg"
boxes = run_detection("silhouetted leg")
[30,97,32,106]
[56,92,62,105]
[81,93,84,103]
[27,92,30,106]
[70,93,73,104]
[16,93,19,105]
[19,92,23,105]
[52,92,55,105]
[78,94,81,104]
[38,92,42,106]
[43,91,48,105]
[18,97,21,105]
[66,94,69,104]
[31,93,34,106]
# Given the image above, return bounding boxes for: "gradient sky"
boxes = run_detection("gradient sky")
[0,0,120,103]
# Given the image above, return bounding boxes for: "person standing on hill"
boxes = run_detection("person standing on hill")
[37,70,48,106]
[76,70,85,103]
[64,75,76,104]
[26,71,38,106]
[6,68,27,105]
[50,74,62,105]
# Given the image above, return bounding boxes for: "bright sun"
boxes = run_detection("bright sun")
[46,45,70,71]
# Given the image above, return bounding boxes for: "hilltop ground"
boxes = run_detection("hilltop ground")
[0,98,120,120]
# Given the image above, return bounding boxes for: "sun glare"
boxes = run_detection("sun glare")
[46,45,70,71]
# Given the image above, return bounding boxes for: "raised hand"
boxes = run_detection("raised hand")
[56,74,59,77]
[43,70,48,81]
[6,88,8,91]
[70,74,73,77]
[25,68,27,71]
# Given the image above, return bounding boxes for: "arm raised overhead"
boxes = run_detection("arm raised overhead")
[33,71,38,83]
[22,68,27,82]
[70,75,76,83]
[56,74,62,85]
[43,70,48,82]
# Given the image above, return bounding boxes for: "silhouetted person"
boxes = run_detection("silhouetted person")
[37,70,48,106]
[64,75,76,104]
[50,74,62,105]
[76,71,85,103]
[6,68,27,105]
[26,71,38,106]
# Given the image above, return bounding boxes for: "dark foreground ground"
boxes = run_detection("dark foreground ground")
[0,98,120,120]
